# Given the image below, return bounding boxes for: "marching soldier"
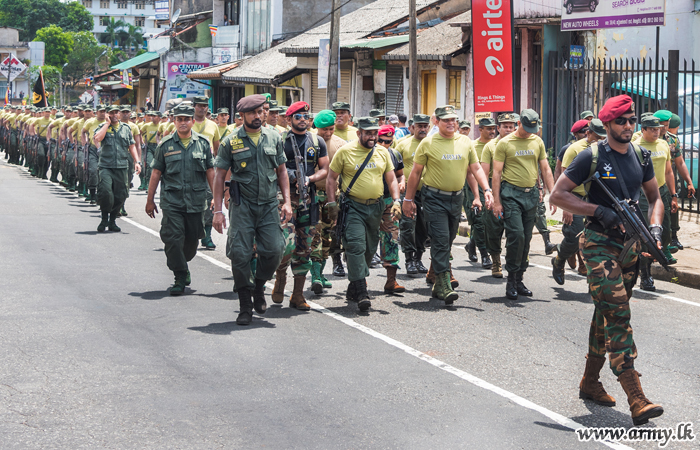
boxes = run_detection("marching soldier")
[554,120,590,181]
[215,108,235,141]
[145,103,215,295]
[492,109,555,300]
[212,94,291,326]
[458,120,471,136]
[327,117,401,312]
[267,100,286,134]
[138,111,161,191]
[30,107,52,179]
[550,94,664,426]
[81,106,106,204]
[403,106,493,304]
[192,96,221,250]
[331,101,358,143]
[93,106,142,233]
[369,109,386,127]
[47,110,66,183]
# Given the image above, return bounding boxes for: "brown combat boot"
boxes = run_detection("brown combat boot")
[289,275,310,311]
[449,265,459,289]
[567,254,577,270]
[578,354,616,407]
[426,262,436,285]
[384,266,405,294]
[271,270,286,304]
[618,370,664,425]
[491,255,503,278]
[577,252,587,275]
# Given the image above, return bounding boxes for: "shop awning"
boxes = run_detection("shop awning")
[111,52,160,71]
[187,62,239,80]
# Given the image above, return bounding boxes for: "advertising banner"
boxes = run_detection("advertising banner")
[213,48,237,65]
[561,0,666,31]
[0,54,27,82]
[472,0,514,112]
[167,62,210,101]
[155,0,169,21]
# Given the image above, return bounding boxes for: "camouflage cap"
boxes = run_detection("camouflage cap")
[84,106,94,112]
[369,108,385,118]
[54,112,64,118]
[497,112,518,124]
[172,103,195,117]
[107,105,121,113]
[234,112,241,119]
[356,116,380,131]
[217,107,230,115]
[412,113,431,124]
[210,113,218,119]
[435,105,459,120]
[268,100,282,112]
[579,110,595,120]
[154,111,163,117]
[588,119,606,137]
[519,109,541,133]
[138,112,144,117]
[120,105,132,112]
[192,95,209,105]
[641,116,662,128]
[459,120,471,129]
[130,112,137,118]
[478,117,496,127]
[96,105,107,112]
[331,101,351,112]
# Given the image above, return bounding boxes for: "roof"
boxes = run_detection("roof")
[222,0,438,85]
[384,10,469,61]
[111,52,159,71]
[612,73,700,99]
[187,62,239,80]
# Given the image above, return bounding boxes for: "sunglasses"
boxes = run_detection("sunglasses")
[378,138,393,144]
[293,113,310,120]
[613,116,637,125]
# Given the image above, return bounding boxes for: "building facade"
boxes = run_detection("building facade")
[81,0,161,46]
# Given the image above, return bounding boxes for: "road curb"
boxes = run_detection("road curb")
[651,264,700,289]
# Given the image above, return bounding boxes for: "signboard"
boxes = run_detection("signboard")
[475,112,492,121]
[0,54,27,82]
[472,0,514,112]
[121,69,133,90]
[154,0,169,21]
[317,39,340,90]
[213,48,237,65]
[570,45,585,69]
[167,62,210,101]
[561,0,665,31]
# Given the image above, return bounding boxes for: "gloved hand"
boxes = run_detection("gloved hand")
[649,226,663,246]
[327,201,339,221]
[594,205,621,230]
[391,200,402,222]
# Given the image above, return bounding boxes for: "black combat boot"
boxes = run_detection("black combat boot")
[415,252,428,273]
[466,239,478,262]
[236,288,254,325]
[542,232,557,255]
[332,253,346,277]
[669,234,683,252]
[253,278,267,314]
[479,248,492,269]
[97,211,109,232]
[505,272,518,300]
[405,251,418,275]
[355,279,371,312]
[108,213,121,232]
[640,261,655,292]
[552,256,566,285]
[515,271,532,296]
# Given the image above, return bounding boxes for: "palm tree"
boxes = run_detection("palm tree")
[100,18,127,48]
[122,24,144,56]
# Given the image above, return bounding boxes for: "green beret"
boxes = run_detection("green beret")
[653,110,672,122]
[313,109,336,129]
[669,113,681,129]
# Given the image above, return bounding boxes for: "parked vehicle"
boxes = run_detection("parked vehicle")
[563,0,599,14]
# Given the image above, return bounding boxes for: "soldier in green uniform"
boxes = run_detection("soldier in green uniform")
[551,119,606,285]
[551,94,664,427]
[93,105,141,232]
[492,109,555,300]
[458,120,471,136]
[192,96,221,250]
[212,94,292,326]
[139,110,161,191]
[146,103,215,295]
[403,106,493,304]
[327,117,401,312]
[81,105,106,204]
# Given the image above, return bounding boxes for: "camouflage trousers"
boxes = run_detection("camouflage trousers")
[581,228,639,376]
[276,191,318,276]
[379,197,400,268]
[311,190,337,262]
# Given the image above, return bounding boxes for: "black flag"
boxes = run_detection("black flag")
[32,68,47,107]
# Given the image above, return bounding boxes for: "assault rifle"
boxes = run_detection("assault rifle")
[289,134,309,211]
[585,171,670,271]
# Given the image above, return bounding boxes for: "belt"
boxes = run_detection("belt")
[585,221,625,239]
[503,181,535,193]
[348,195,381,205]
[424,185,462,196]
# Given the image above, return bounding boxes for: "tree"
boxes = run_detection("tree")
[34,25,74,67]
[0,0,92,41]
[59,1,93,34]
[100,18,128,48]
[64,32,109,87]
[109,48,129,67]
[122,24,144,56]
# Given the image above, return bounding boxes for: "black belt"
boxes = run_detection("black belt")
[503,181,536,193]
[348,195,381,205]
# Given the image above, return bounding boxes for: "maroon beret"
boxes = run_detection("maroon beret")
[598,95,634,122]
[571,119,590,133]
[286,101,310,116]
[236,94,267,113]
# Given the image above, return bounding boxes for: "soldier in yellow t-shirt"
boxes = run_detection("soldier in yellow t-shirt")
[404,105,493,304]
[139,111,161,190]
[331,102,358,142]
[30,108,53,178]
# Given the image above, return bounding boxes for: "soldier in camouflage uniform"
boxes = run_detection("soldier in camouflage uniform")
[550,95,664,426]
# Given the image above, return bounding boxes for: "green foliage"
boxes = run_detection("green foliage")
[100,18,128,48]
[0,0,92,41]
[34,25,74,67]
[547,147,557,175]
[60,1,93,33]
[64,32,110,86]
[109,48,128,67]
[122,24,144,55]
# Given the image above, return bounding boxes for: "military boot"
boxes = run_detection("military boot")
[405,251,418,275]
[138,176,147,191]
[185,270,191,286]
[479,248,492,269]
[169,271,187,296]
[552,256,566,286]
[618,370,664,425]
[289,275,310,311]
[425,262,436,285]
[579,354,616,407]
[662,247,677,265]
[449,265,458,289]
[433,271,458,305]
[355,279,371,312]
[319,260,332,288]
[89,189,97,205]
[332,253,346,277]
[271,270,286,303]
[577,251,587,275]
[491,254,503,278]
[670,233,683,251]
[310,261,324,295]
[201,225,216,249]
[515,272,532,296]
[466,239,477,262]
[415,252,428,273]
[383,266,405,294]
[68,179,77,192]
[345,279,357,302]
[97,212,109,233]
[253,278,267,314]
[236,288,254,325]
[108,213,121,232]
[505,272,518,300]
[119,206,128,217]
[542,232,557,255]
[640,262,655,292]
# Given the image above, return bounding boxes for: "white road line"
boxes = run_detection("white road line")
[121,216,632,450]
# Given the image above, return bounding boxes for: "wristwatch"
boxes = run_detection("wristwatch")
[671,193,679,198]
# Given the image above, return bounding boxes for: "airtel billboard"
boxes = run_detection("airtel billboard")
[472,0,514,112]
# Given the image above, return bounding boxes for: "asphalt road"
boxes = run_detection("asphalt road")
[1,159,698,450]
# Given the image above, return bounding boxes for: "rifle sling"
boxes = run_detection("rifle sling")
[604,141,632,200]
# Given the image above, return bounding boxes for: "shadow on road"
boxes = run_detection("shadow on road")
[75,231,101,235]
[533,421,574,433]
[392,299,484,312]
[551,287,592,304]
[128,290,176,300]
[480,296,550,308]
[188,319,276,334]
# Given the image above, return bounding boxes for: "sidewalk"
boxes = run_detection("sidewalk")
[458,201,700,290]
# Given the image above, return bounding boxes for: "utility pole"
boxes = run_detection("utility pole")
[327,0,341,107]
[409,0,418,115]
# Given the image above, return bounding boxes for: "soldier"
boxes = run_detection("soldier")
[270,101,329,310]
[119,106,142,216]
[550,94,664,426]
[233,112,243,129]
[403,106,493,304]
[492,109,556,300]
[75,107,95,198]
[327,116,400,311]
[278,106,289,130]
[369,109,386,127]
[212,94,291,326]
[396,114,431,275]
[46,110,65,182]
[464,117,496,268]
[458,120,471,136]
[580,110,595,121]
[554,120,590,182]
[93,105,141,233]
[215,107,235,141]
[81,106,107,204]
[331,101,358,143]
[30,107,52,179]
[138,111,161,191]
[309,110,345,294]
[267,100,286,134]
[145,103,215,295]
[551,119,606,284]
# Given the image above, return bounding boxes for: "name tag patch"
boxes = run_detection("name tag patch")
[231,147,249,154]
[441,154,463,160]
[165,150,181,157]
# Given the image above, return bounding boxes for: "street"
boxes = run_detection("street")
[1,159,698,450]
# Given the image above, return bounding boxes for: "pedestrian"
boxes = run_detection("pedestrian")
[491,109,555,300]
[394,113,409,139]
[331,101,358,144]
[550,94,664,426]
[145,102,215,295]
[93,105,141,232]
[326,117,400,312]
[211,94,291,326]
[403,105,493,305]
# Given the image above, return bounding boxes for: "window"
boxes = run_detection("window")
[224,0,241,26]
[117,1,127,9]
[82,0,93,8]
[246,0,270,55]
[100,16,111,26]
[135,1,145,9]
[135,17,145,27]
[448,70,461,110]
[100,0,109,8]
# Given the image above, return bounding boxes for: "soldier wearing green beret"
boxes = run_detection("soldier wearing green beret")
[146,103,215,295]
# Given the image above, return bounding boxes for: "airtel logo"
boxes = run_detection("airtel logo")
[480,0,506,78]
[485,56,504,76]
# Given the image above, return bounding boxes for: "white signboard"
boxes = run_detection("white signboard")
[0,54,27,82]
[213,48,237,65]
[561,0,666,31]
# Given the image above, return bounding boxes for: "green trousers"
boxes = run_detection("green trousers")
[142,143,157,188]
[88,145,99,189]
[535,196,549,236]
[226,198,285,292]
[399,190,427,254]
[380,197,400,267]
[422,187,463,274]
[557,193,586,260]
[501,182,539,274]
[638,183,671,264]
[97,167,128,214]
[160,208,205,273]
[342,198,383,282]
[463,184,486,252]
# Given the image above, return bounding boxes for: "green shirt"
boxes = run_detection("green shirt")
[151,132,214,213]
[414,133,478,192]
[635,137,671,187]
[480,136,502,179]
[329,140,393,200]
[95,122,135,169]
[334,125,358,143]
[494,133,547,188]
[561,138,592,196]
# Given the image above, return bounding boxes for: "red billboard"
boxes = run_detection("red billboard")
[472,0,514,112]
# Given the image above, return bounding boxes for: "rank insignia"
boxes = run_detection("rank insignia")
[241,162,247,168]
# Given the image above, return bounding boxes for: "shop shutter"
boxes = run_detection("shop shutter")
[310,69,352,113]
[385,64,404,116]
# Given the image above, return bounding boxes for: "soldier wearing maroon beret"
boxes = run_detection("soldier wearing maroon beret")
[550,94,665,426]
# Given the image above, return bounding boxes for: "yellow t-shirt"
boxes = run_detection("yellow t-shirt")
[494,133,547,188]
[480,136,503,179]
[127,122,140,143]
[84,118,105,145]
[561,138,592,196]
[180,136,191,148]
[414,133,479,192]
[329,140,394,200]
[192,118,221,148]
[474,139,490,161]
[142,122,159,145]
[247,130,261,146]
[50,118,64,139]
[334,125,358,143]
[71,118,86,139]
[635,137,671,187]
[632,130,642,142]
[395,136,423,190]
[33,117,52,137]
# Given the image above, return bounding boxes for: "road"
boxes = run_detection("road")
[1,159,698,449]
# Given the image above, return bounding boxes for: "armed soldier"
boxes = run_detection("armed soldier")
[47,110,65,183]
[550,95,664,427]
[29,107,52,179]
